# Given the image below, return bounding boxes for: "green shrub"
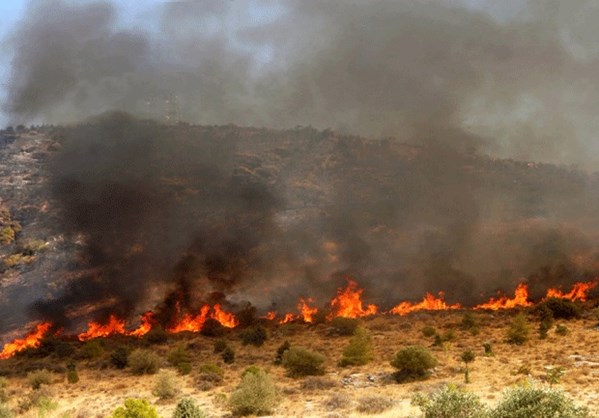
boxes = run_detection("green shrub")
[213,339,228,354]
[145,326,169,344]
[66,363,79,384]
[422,326,437,338]
[241,325,268,347]
[222,346,235,364]
[356,396,394,414]
[198,364,224,377]
[200,318,225,337]
[412,384,487,418]
[111,399,160,418]
[461,350,475,383]
[506,313,530,345]
[177,362,192,375]
[537,298,581,320]
[167,345,191,374]
[172,398,205,418]
[17,388,56,415]
[483,342,493,356]
[390,345,437,382]
[0,376,8,403]
[27,369,52,389]
[274,340,291,365]
[236,303,258,328]
[242,365,264,377]
[0,404,11,418]
[129,349,161,375]
[282,347,326,377]
[80,340,104,359]
[338,327,373,367]
[539,318,552,340]
[228,369,279,416]
[545,366,565,385]
[153,370,178,400]
[490,383,592,418]
[461,312,477,330]
[330,317,359,336]
[556,324,569,336]
[196,371,223,391]
[111,347,130,369]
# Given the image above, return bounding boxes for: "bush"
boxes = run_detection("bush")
[228,369,279,416]
[27,369,52,389]
[422,326,437,338]
[461,312,477,330]
[0,404,11,418]
[506,313,530,345]
[145,326,169,344]
[172,398,205,418]
[196,364,225,390]
[241,325,268,347]
[111,347,130,369]
[390,345,437,382]
[200,318,225,337]
[556,324,569,336]
[483,342,493,356]
[242,365,264,378]
[323,393,352,411]
[111,399,160,418]
[199,364,224,377]
[539,319,552,340]
[274,341,291,365]
[129,349,161,375]
[153,370,178,400]
[356,396,394,414]
[412,384,487,418]
[222,346,235,364]
[330,317,359,336]
[17,388,57,414]
[168,345,191,374]
[213,339,228,354]
[299,376,337,391]
[236,303,258,328]
[538,298,581,320]
[490,383,592,418]
[0,376,8,403]
[66,363,79,384]
[461,350,475,383]
[282,347,326,377]
[338,327,373,367]
[80,340,104,359]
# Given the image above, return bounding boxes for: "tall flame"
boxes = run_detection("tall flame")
[0,322,53,359]
[212,304,239,328]
[390,292,461,315]
[329,280,378,318]
[129,311,156,337]
[278,313,295,324]
[298,298,318,323]
[474,283,532,310]
[545,281,598,302]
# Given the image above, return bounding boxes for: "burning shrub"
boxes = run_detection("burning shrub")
[490,383,592,418]
[110,347,130,369]
[506,313,530,345]
[538,298,582,320]
[129,349,161,375]
[391,345,437,382]
[356,396,394,414]
[222,346,235,364]
[330,317,359,336]
[338,327,373,367]
[228,369,279,416]
[422,326,437,338]
[274,340,291,365]
[241,325,268,347]
[412,384,487,418]
[110,398,160,418]
[27,369,52,390]
[153,370,178,400]
[281,347,326,377]
[173,398,205,418]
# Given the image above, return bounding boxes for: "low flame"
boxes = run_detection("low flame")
[261,311,277,321]
[474,283,532,310]
[278,313,295,324]
[129,311,156,337]
[545,280,598,302]
[298,298,318,323]
[329,280,378,319]
[78,315,127,341]
[0,322,53,359]
[212,304,239,328]
[167,304,238,333]
[390,292,461,315]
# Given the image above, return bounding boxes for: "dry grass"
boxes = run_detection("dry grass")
[1,312,598,416]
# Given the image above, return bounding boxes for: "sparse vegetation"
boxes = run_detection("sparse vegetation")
[282,347,326,377]
[506,313,530,345]
[323,393,352,411]
[412,384,487,418]
[196,364,224,391]
[330,317,359,336]
[80,340,103,359]
[228,369,279,416]
[391,345,437,382]
[111,398,160,418]
[66,363,79,384]
[27,369,52,390]
[422,326,437,338]
[153,370,178,400]
[299,376,337,391]
[241,325,268,347]
[356,395,394,414]
[338,326,373,367]
[213,339,228,354]
[167,345,192,375]
[129,349,161,375]
[0,404,11,418]
[172,398,205,418]
[0,377,8,403]
[556,324,569,336]
[274,340,291,365]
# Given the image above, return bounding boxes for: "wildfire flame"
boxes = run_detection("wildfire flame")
[129,311,156,337]
[261,311,277,321]
[390,292,461,315]
[167,304,238,333]
[545,280,598,302]
[298,298,318,323]
[329,280,378,318]
[474,283,532,310]
[211,304,239,328]
[278,313,295,324]
[78,314,127,341]
[0,322,53,359]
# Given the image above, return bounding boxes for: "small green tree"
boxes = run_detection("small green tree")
[506,313,530,345]
[391,345,437,382]
[172,398,205,418]
[483,342,493,356]
[153,370,178,400]
[111,399,160,418]
[66,362,79,384]
[412,384,487,418]
[228,370,279,416]
[338,327,373,367]
[129,349,161,375]
[241,325,268,347]
[460,350,475,383]
[282,347,326,377]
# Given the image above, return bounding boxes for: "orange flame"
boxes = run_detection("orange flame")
[0,322,53,359]
[298,298,318,323]
[278,313,295,324]
[129,311,156,337]
[545,281,598,302]
[78,315,127,341]
[329,280,378,319]
[390,292,461,315]
[168,305,210,333]
[211,304,239,328]
[474,283,532,310]
[261,311,277,321]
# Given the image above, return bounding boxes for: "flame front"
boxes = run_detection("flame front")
[390,292,461,315]
[78,315,127,341]
[129,311,156,337]
[298,298,318,323]
[212,304,239,328]
[0,322,53,359]
[474,283,532,310]
[329,280,378,318]
[278,313,295,324]
[545,281,598,302]
[168,304,238,333]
